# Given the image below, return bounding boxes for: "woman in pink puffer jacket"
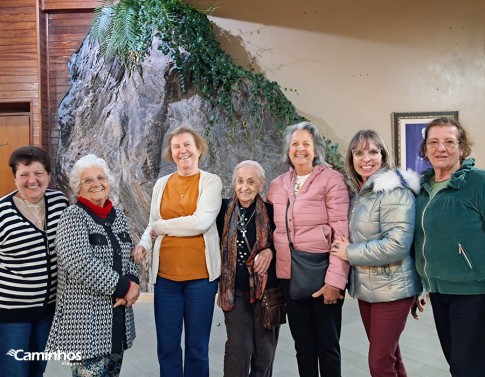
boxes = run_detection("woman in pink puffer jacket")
[267,121,350,377]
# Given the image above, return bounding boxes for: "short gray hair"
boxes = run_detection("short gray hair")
[232,160,265,188]
[282,121,328,167]
[69,154,114,198]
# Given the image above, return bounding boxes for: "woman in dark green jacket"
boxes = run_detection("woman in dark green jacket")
[413,117,485,377]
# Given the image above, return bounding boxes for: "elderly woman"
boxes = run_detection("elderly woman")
[267,121,349,377]
[412,117,485,377]
[217,160,280,377]
[132,126,222,377]
[46,154,140,376]
[330,130,422,377]
[0,146,68,377]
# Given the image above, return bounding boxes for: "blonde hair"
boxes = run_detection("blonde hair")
[162,126,208,163]
[345,130,395,190]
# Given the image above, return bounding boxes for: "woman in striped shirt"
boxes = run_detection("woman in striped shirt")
[0,146,68,377]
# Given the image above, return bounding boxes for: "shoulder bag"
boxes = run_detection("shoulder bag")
[261,286,287,329]
[286,200,329,299]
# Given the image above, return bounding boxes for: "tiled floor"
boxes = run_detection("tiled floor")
[46,296,449,376]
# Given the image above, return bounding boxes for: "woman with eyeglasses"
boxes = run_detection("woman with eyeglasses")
[330,130,421,377]
[46,154,140,376]
[0,146,68,377]
[411,117,485,377]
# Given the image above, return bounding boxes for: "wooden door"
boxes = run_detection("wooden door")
[0,113,30,197]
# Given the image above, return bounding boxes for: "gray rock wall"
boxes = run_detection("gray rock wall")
[55,36,287,289]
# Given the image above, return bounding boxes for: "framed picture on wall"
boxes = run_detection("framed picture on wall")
[392,111,459,173]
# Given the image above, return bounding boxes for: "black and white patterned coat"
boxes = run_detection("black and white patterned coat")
[46,203,138,359]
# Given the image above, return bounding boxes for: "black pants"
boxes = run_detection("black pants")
[281,279,343,377]
[430,292,485,377]
[223,291,280,377]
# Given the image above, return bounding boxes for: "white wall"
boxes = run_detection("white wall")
[189,0,485,166]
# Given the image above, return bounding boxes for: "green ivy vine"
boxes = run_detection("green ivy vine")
[90,0,343,170]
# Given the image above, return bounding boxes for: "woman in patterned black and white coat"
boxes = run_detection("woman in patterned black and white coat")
[46,154,140,377]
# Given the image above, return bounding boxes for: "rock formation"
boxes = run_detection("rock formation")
[56,36,287,289]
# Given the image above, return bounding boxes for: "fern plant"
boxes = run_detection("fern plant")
[90,0,344,170]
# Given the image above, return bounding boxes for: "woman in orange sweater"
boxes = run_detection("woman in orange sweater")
[133,126,222,377]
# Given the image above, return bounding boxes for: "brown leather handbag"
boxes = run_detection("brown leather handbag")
[261,287,287,330]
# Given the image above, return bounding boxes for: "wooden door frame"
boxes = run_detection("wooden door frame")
[0,100,33,145]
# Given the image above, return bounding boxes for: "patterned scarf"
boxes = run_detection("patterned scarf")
[220,194,272,311]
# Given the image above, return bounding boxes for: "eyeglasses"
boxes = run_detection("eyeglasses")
[81,175,108,186]
[425,139,459,150]
[351,148,381,159]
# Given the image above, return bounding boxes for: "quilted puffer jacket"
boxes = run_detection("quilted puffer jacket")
[267,165,350,289]
[346,168,422,302]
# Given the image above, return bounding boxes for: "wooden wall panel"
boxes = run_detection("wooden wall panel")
[42,0,101,11]
[0,0,101,157]
[0,0,39,145]
[46,10,94,159]
[39,6,48,148]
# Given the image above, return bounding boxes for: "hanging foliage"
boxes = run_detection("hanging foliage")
[90,0,343,170]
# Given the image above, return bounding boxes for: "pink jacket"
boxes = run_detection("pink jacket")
[267,165,350,289]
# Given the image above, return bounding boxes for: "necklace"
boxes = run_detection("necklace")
[294,173,310,195]
[175,174,199,200]
[237,207,255,237]
[18,193,45,230]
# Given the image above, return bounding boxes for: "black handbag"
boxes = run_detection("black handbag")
[261,287,287,330]
[290,250,329,299]
[286,200,329,299]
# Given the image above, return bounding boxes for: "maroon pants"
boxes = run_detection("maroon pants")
[358,297,414,377]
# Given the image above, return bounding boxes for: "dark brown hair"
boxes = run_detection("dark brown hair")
[8,146,51,176]
[419,117,472,163]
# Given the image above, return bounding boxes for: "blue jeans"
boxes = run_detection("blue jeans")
[0,314,53,377]
[154,276,218,377]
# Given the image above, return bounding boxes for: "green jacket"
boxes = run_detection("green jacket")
[414,159,485,294]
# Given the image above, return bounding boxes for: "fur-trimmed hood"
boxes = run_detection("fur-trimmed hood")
[365,168,421,196]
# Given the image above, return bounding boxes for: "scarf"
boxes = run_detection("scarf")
[77,196,113,218]
[220,194,272,311]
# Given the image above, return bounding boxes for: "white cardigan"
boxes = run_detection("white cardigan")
[139,170,222,283]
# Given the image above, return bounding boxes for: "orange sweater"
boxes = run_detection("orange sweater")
[158,173,208,281]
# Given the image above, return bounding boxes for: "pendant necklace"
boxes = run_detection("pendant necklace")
[237,207,255,237]
[176,174,199,200]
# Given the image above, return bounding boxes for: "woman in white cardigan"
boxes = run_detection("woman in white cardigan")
[133,126,222,377]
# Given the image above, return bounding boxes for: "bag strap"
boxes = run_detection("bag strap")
[285,199,295,252]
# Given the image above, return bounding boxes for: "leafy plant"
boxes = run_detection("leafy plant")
[90,0,343,170]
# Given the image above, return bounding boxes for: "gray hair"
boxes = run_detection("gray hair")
[231,160,265,187]
[69,154,114,198]
[282,121,328,167]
